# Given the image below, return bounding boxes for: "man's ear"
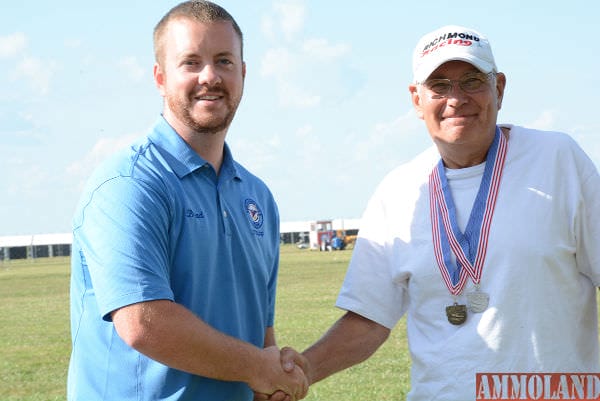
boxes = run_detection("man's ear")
[495,72,506,110]
[409,84,425,120]
[154,62,166,97]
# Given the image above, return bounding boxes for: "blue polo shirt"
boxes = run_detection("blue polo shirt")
[68,116,280,401]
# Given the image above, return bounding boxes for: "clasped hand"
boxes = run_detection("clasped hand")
[253,346,310,401]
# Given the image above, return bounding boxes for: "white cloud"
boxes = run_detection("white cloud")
[267,133,281,149]
[353,109,430,167]
[259,1,356,109]
[277,80,321,108]
[260,39,352,108]
[295,124,313,138]
[0,32,27,58]
[67,133,139,184]
[302,38,350,60]
[260,46,321,108]
[7,164,50,195]
[274,1,306,41]
[293,124,323,167]
[260,47,294,78]
[260,15,276,41]
[64,38,83,48]
[119,56,146,82]
[12,56,58,95]
[0,111,39,145]
[261,0,306,42]
[528,110,557,131]
[229,133,282,173]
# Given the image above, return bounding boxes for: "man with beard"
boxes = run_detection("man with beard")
[67,2,307,401]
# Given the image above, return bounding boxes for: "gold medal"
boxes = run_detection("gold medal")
[446,302,467,325]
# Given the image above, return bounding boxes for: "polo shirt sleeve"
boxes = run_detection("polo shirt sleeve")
[260,193,280,329]
[266,246,279,328]
[74,175,174,321]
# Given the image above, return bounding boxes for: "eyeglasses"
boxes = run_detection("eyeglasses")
[420,72,495,99]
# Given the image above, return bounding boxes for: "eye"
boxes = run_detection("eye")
[217,58,234,66]
[426,80,452,94]
[461,76,486,91]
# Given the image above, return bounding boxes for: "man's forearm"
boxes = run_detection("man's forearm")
[112,300,306,397]
[302,311,391,384]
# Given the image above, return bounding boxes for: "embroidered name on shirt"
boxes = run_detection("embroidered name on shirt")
[185,208,204,219]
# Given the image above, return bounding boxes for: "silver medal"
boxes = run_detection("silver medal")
[466,287,489,313]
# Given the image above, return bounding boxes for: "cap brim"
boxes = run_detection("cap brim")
[414,56,495,83]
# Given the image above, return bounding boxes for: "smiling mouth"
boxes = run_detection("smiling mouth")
[443,114,475,120]
[195,94,222,101]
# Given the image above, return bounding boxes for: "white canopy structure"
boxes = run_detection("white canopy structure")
[0,233,72,260]
[0,218,360,260]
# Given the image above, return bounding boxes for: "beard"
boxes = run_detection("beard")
[165,85,242,135]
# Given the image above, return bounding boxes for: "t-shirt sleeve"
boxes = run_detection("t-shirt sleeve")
[336,179,409,329]
[572,140,600,285]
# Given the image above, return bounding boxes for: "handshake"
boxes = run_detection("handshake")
[251,346,312,401]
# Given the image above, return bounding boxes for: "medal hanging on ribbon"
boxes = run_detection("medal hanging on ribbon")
[429,127,508,325]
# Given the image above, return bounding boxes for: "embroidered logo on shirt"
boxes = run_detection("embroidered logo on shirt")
[244,198,263,230]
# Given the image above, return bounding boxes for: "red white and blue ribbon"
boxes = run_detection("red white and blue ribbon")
[429,127,508,296]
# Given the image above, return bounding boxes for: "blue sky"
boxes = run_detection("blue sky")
[1,0,599,235]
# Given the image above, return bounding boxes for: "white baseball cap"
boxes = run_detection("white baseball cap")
[412,25,497,83]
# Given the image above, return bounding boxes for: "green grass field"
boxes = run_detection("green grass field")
[0,246,410,401]
[4,246,599,400]
[0,257,71,401]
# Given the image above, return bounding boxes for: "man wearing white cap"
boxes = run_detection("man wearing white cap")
[271,25,600,401]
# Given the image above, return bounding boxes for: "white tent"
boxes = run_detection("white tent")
[0,233,72,260]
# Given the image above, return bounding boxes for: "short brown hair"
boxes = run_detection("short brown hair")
[153,1,244,66]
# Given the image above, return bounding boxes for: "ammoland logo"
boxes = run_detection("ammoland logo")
[476,373,600,400]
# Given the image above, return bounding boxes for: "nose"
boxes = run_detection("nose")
[197,64,221,86]
[444,83,470,105]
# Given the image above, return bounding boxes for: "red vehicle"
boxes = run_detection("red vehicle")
[309,220,334,251]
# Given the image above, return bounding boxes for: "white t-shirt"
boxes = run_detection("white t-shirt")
[337,125,600,401]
